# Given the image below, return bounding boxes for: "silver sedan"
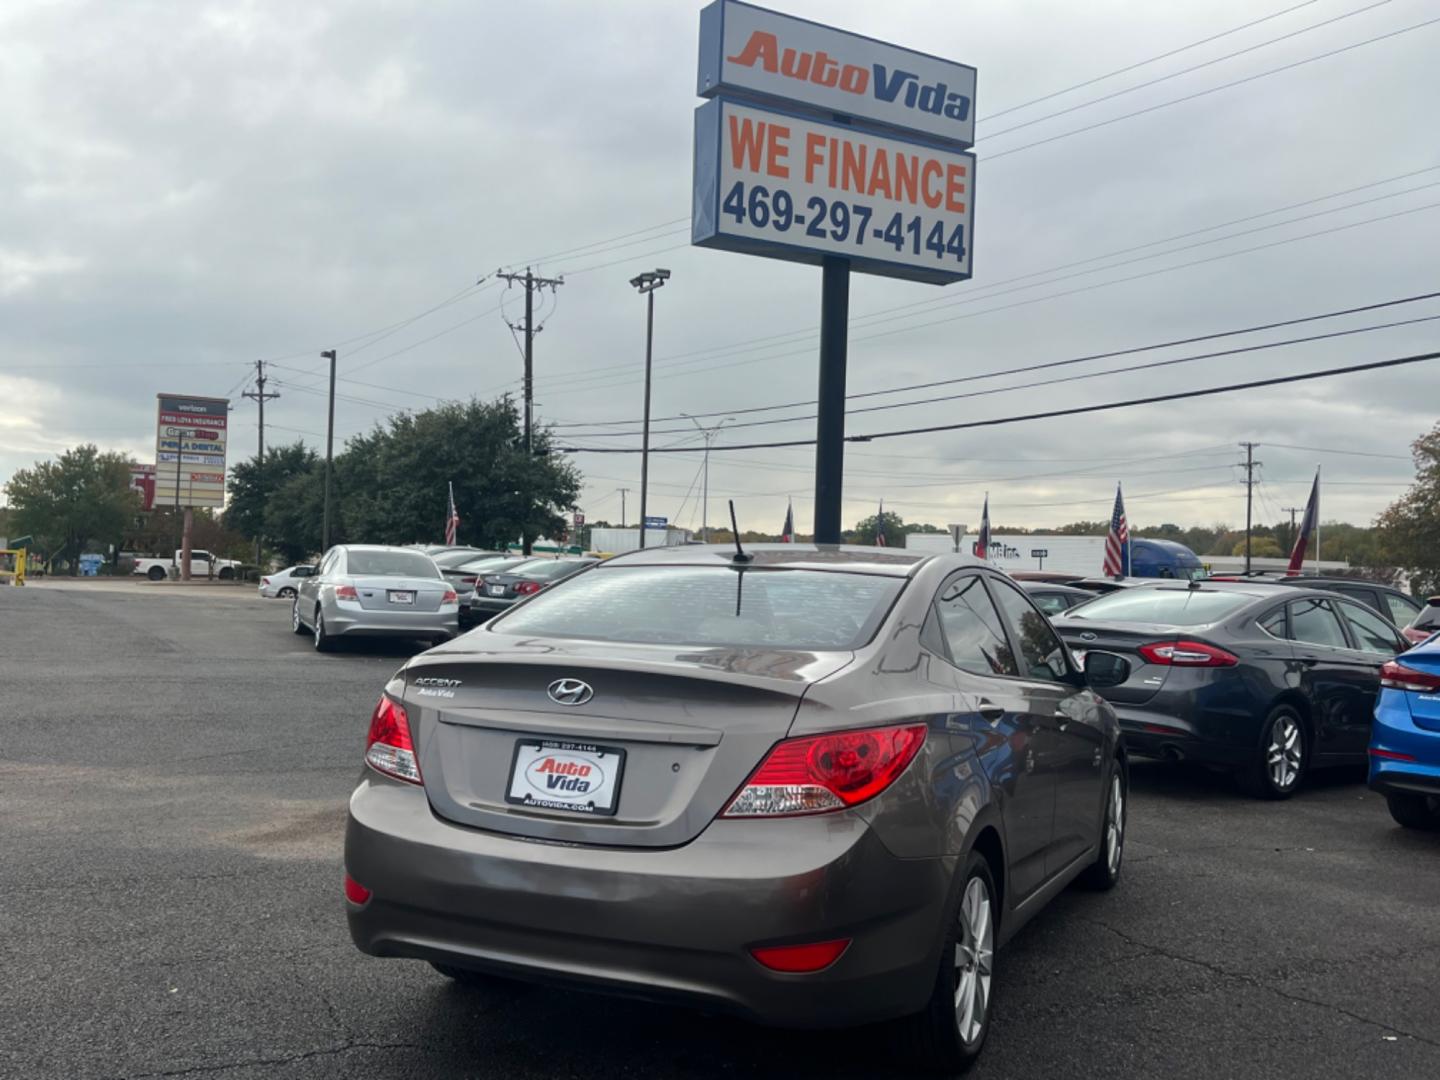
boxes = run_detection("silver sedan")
[291,545,458,652]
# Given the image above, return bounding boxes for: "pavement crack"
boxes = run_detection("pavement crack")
[1077,915,1440,1048]
[106,1040,420,1080]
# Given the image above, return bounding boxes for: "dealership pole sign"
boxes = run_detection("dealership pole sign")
[691,0,977,542]
[153,394,228,508]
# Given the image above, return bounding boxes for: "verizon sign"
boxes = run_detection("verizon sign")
[697,0,976,149]
[154,394,228,508]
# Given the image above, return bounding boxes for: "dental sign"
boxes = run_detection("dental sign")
[693,0,976,284]
[154,394,228,508]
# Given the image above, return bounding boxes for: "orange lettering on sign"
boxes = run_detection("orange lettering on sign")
[921,160,944,209]
[765,123,790,179]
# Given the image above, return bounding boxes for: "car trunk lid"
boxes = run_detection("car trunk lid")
[1052,620,1182,705]
[1392,648,1440,732]
[404,636,853,848]
[352,575,445,612]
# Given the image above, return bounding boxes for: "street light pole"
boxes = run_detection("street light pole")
[629,269,670,549]
[321,349,337,551]
[683,415,735,544]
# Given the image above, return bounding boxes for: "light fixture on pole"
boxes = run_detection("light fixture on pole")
[628,268,670,549]
[681,414,735,544]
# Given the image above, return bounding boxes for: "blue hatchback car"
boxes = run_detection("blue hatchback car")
[1370,641,1440,830]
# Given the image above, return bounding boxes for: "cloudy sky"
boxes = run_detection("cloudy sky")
[3,0,1437,537]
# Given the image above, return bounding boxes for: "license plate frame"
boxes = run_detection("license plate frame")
[505,739,626,816]
[488,584,506,596]
[388,590,415,605]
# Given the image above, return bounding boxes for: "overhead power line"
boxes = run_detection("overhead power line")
[556,349,1440,453]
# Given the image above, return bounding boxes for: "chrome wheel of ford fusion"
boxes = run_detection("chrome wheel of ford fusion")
[953,876,994,1047]
[1241,706,1307,800]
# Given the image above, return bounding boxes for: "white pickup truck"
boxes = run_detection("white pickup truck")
[131,549,243,581]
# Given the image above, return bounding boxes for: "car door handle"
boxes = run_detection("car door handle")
[978,701,1005,723]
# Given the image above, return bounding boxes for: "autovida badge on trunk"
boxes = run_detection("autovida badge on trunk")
[547,679,593,706]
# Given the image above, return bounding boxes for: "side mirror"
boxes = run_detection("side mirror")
[1084,651,1131,689]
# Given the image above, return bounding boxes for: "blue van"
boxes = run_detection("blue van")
[1129,538,1206,580]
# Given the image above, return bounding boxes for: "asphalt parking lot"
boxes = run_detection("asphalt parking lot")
[3,581,1438,1079]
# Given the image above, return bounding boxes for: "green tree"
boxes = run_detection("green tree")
[264,467,327,565]
[225,442,320,548]
[338,398,579,551]
[1231,537,1283,559]
[1377,423,1440,595]
[850,510,905,546]
[2,445,138,573]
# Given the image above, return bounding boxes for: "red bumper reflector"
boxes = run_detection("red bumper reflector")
[344,873,372,905]
[1369,748,1417,762]
[1143,723,1186,736]
[750,939,851,973]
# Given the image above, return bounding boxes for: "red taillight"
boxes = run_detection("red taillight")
[335,584,358,600]
[514,580,542,595]
[750,939,851,973]
[364,695,421,784]
[1369,747,1417,762]
[459,577,478,585]
[343,872,372,905]
[1380,660,1440,692]
[261,577,271,586]
[1137,640,1238,667]
[441,589,458,604]
[722,724,928,818]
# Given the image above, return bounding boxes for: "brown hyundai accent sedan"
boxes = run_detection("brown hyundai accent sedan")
[345,544,1126,1074]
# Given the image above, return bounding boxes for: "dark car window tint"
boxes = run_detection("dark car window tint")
[1333,585,1380,614]
[1289,598,1348,648]
[990,580,1069,681]
[1386,593,1421,626]
[492,566,903,650]
[1066,588,1251,626]
[1258,606,1288,639]
[1338,601,1402,656]
[346,550,441,579]
[934,576,1018,678]
[1029,592,1071,615]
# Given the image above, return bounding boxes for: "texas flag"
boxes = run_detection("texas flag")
[1286,470,1320,575]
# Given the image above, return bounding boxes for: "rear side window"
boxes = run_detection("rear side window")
[1333,585,1381,615]
[934,575,1018,677]
[989,579,1070,681]
[1066,588,1252,626]
[1386,593,1421,626]
[1258,606,1288,639]
[492,566,903,650]
[1338,601,1403,656]
[1289,598,1348,649]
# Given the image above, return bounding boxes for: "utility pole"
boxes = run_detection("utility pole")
[1281,505,1304,557]
[683,414,735,543]
[497,267,564,555]
[1239,441,1262,574]
[617,488,630,528]
[320,350,337,551]
[629,269,671,549]
[241,360,280,567]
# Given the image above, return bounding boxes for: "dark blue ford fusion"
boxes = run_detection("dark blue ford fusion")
[1370,637,1440,831]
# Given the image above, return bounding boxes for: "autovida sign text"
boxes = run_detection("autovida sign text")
[693,99,974,284]
[693,0,975,284]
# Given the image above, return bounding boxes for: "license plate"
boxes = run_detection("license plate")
[506,740,625,816]
[488,584,506,596]
[388,590,415,605]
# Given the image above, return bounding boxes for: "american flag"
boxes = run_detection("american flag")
[1285,469,1320,575]
[781,501,794,543]
[1103,484,1129,577]
[975,495,990,559]
[874,498,886,546]
[444,482,459,546]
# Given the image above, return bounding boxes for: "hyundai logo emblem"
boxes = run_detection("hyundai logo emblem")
[547,678,593,706]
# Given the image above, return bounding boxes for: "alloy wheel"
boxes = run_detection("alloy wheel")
[291,599,300,631]
[1106,774,1125,875]
[1267,715,1303,791]
[314,612,325,648]
[953,876,994,1046]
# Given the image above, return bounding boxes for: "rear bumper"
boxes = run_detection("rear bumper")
[328,603,458,638]
[344,776,951,1028]
[1108,704,1255,767]
[1369,699,1440,798]
[468,597,518,616]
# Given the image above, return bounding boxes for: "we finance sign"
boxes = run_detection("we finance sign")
[698,0,976,149]
[693,98,974,283]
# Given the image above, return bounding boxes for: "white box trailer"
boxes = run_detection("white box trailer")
[978,535,1109,575]
[589,527,692,554]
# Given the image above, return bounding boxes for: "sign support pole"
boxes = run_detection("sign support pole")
[813,255,850,545]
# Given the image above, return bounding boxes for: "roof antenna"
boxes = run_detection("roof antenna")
[728,500,752,563]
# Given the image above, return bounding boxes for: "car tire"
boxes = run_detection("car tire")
[291,598,306,635]
[147,566,165,581]
[1385,792,1440,831]
[890,851,997,1075]
[313,609,335,652]
[218,567,233,580]
[1078,757,1127,891]
[1239,705,1308,800]
[278,587,296,599]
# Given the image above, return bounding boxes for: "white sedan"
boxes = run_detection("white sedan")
[258,564,316,599]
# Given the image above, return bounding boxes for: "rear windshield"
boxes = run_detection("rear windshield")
[463,556,528,574]
[1065,588,1252,627]
[515,559,596,581]
[345,550,440,578]
[433,549,493,569]
[491,566,904,649]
